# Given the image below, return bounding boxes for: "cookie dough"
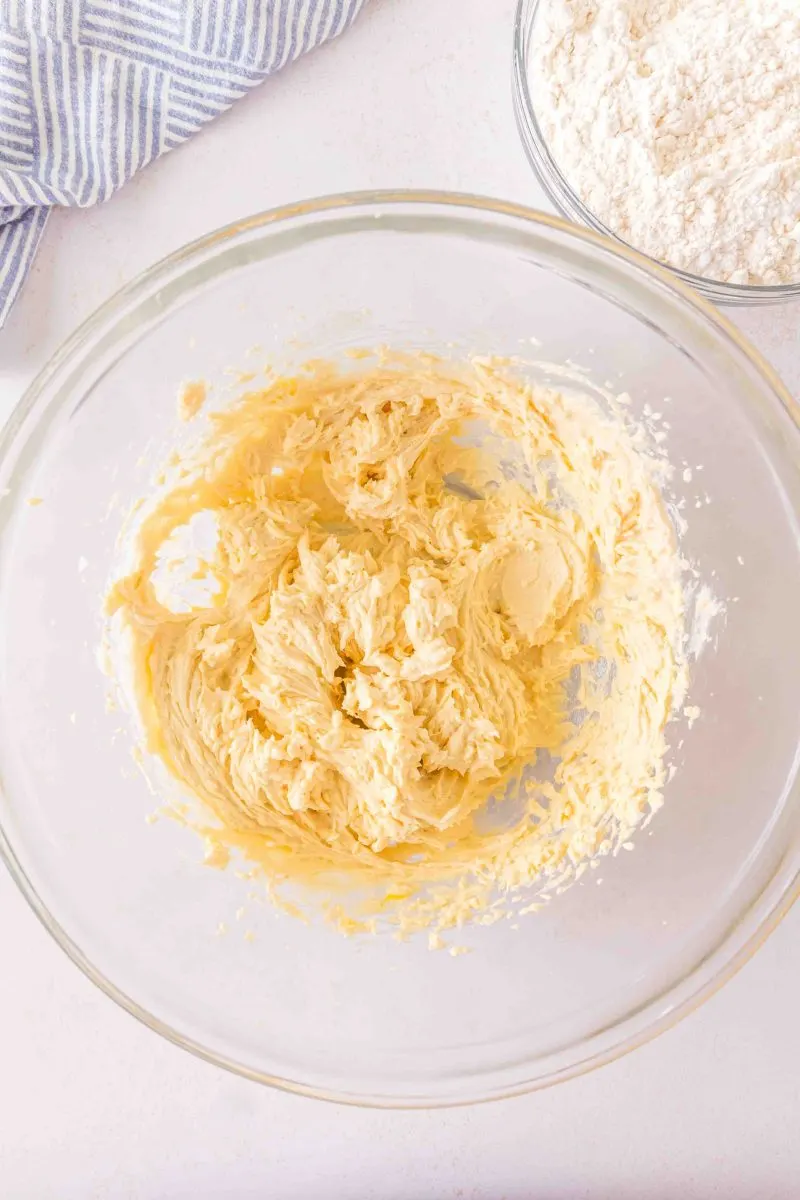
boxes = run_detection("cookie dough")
[106,353,685,935]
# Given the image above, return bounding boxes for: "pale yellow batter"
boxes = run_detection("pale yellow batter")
[107,353,686,937]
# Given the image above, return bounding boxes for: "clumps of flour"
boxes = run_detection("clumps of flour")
[530,0,800,284]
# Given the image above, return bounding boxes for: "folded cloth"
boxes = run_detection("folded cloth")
[0,0,365,327]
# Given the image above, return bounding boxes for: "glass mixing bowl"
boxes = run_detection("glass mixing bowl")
[512,0,800,307]
[1,192,799,1107]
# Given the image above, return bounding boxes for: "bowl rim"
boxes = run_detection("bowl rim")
[511,0,800,307]
[1,189,799,1108]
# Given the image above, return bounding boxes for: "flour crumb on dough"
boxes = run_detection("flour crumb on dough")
[177,379,208,421]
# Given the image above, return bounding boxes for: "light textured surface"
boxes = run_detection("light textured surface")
[530,0,800,284]
[0,1,798,1196]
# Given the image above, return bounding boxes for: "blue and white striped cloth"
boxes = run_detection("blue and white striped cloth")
[0,0,365,326]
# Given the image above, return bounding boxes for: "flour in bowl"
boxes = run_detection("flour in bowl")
[530,0,800,285]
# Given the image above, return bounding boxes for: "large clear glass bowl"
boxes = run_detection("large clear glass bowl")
[1,192,799,1107]
[512,0,800,307]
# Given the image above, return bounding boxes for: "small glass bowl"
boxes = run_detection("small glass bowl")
[512,0,800,307]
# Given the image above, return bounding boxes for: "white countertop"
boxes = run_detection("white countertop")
[1,2,798,1196]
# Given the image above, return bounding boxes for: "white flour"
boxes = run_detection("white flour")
[530,0,800,285]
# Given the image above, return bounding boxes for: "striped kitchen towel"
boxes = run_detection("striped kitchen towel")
[0,0,365,327]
